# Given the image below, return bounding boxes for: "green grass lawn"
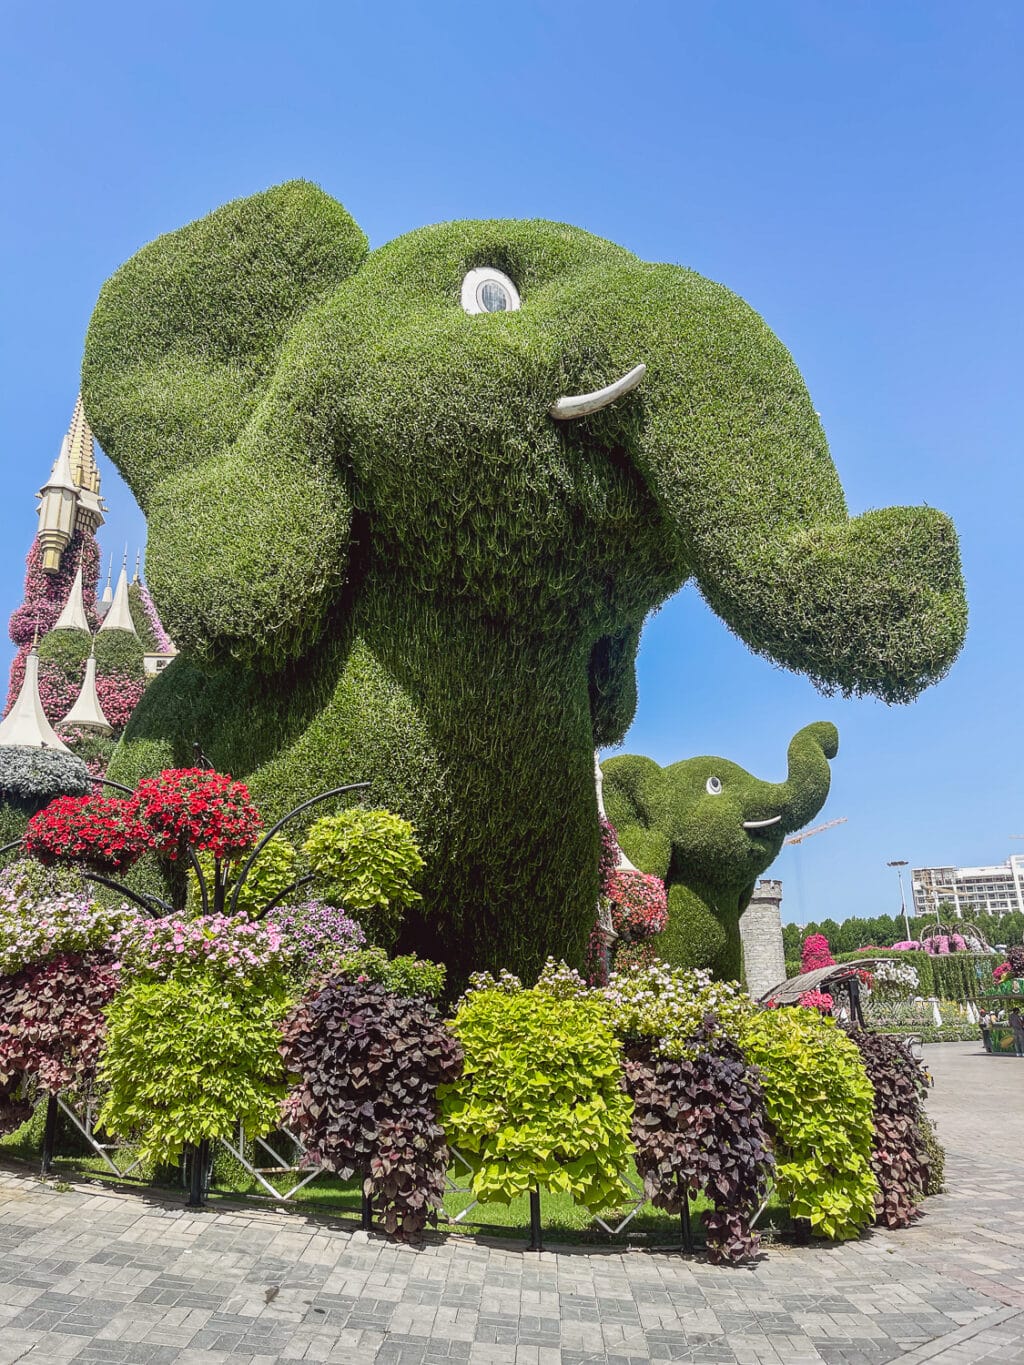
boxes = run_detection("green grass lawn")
[0,1109,791,1246]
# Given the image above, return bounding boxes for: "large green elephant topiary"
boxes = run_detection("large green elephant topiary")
[602,722,838,978]
[81,182,966,984]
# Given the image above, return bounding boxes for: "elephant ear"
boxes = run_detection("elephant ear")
[82,181,369,668]
[601,755,672,879]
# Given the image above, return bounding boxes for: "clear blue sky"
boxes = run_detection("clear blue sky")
[2,1,1021,926]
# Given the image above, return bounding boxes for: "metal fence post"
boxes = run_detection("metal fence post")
[679,1183,693,1253]
[187,1139,210,1208]
[40,1094,59,1177]
[528,1188,543,1252]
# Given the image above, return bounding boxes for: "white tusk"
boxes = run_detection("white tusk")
[549,363,646,420]
[743,816,783,830]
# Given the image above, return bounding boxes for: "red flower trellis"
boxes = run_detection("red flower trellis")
[25,794,152,873]
[606,868,669,941]
[134,768,262,861]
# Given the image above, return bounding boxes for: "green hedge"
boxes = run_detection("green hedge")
[833,950,998,1002]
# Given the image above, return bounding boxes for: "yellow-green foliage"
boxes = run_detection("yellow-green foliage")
[304,807,424,947]
[604,724,837,977]
[440,988,634,1212]
[740,1009,878,1239]
[98,974,288,1165]
[86,181,965,985]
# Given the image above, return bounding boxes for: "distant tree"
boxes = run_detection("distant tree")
[782,923,802,960]
[818,918,841,947]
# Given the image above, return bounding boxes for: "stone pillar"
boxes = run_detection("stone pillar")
[740,879,786,1001]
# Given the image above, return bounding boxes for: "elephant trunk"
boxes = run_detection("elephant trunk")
[762,721,838,834]
[625,266,967,704]
[693,507,967,705]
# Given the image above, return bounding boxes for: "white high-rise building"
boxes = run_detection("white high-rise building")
[911,857,1024,919]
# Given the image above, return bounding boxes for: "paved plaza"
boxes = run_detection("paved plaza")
[0,1042,1021,1365]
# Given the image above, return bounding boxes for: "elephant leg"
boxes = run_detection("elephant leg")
[656,883,741,980]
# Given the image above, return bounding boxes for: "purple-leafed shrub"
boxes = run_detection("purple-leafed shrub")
[624,1016,774,1263]
[281,979,462,1240]
[845,1027,931,1228]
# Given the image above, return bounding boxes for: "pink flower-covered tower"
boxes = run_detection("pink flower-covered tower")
[3,397,175,770]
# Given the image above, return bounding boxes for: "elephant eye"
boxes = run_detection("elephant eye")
[461,267,521,315]
[706,776,723,796]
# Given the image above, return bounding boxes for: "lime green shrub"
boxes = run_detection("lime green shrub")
[440,988,634,1212]
[304,808,424,947]
[333,945,445,1000]
[98,974,288,1164]
[740,1009,877,1239]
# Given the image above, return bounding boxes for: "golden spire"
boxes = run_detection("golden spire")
[67,393,100,495]
[65,393,106,535]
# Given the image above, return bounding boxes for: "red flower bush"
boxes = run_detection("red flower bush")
[798,989,834,1013]
[606,869,668,941]
[134,769,262,861]
[801,933,835,972]
[25,794,152,872]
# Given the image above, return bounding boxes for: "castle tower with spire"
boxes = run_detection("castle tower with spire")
[35,394,107,572]
[4,395,175,759]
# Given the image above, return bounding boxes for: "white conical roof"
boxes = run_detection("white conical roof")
[101,556,113,604]
[61,654,113,734]
[97,565,137,636]
[51,565,92,633]
[39,436,78,498]
[0,649,70,751]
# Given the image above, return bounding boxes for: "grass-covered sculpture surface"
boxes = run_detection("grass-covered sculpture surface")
[81,181,966,983]
[602,723,838,978]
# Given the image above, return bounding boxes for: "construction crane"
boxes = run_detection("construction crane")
[784,816,848,847]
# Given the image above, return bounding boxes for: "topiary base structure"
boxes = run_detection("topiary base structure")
[85,182,967,986]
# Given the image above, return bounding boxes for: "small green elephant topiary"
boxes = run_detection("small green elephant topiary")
[602,722,839,978]
[81,182,964,984]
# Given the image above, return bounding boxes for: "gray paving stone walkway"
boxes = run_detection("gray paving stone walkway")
[0,1042,1022,1364]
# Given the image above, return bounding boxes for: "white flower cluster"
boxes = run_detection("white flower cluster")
[872,958,919,995]
[602,961,754,1049]
[534,957,589,999]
